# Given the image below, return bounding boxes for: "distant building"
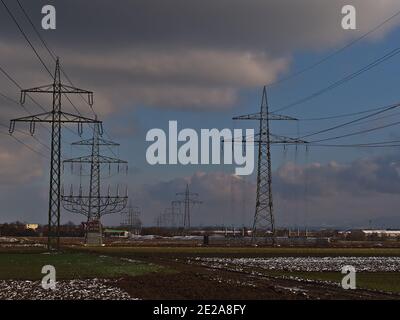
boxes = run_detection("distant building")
[104,229,129,238]
[361,230,400,238]
[25,224,39,231]
[349,229,400,239]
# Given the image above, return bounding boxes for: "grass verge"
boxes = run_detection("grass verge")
[0,252,165,280]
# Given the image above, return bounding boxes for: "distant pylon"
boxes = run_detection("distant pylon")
[233,86,307,242]
[61,122,128,245]
[176,184,202,229]
[171,200,182,227]
[121,201,142,235]
[9,58,100,250]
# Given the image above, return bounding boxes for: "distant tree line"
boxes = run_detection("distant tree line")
[0,221,85,237]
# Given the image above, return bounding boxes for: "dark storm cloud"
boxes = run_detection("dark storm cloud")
[2,0,397,52]
[1,0,399,114]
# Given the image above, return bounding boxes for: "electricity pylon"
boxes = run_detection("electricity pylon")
[121,202,142,235]
[9,58,100,250]
[61,122,128,245]
[233,86,307,242]
[171,200,182,228]
[176,184,202,229]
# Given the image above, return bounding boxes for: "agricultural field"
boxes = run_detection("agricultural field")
[0,249,168,300]
[1,244,400,299]
[78,246,400,299]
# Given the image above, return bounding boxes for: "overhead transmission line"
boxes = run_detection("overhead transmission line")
[14,0,119,158]
[273,48,400,113]
[1,0,103,161]
[298,102,400,139]
[297,104,395,121]
[0,64,73,154]
[0,0,52,75]
[0,122,50,151]
[308,141,400,148]
[2,0,83,117]
[0,129,49,159]
[15,0,94,114]
[307,119,400,144]
[268,8,400,88]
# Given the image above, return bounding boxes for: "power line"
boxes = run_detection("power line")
[12,0,120,159]
[267,8,400,87]
[15,0,56,60]
[274,48,400,113]
[0,64,77,147]
[0,122,50,151]
[0,0,86,127]
[16,0,95,116]
[308,119,400,144]
[1,3,118,172]
[297,104,393,121]
[0,90,19,105]
[306,142,400,148]
[0,130,49,159]
[298,102,400,139]
[1,0,53,77]
[15,0,117,157]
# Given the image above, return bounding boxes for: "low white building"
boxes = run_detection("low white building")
[360,230,400,238]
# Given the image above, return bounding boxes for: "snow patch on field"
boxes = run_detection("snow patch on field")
[193,257,400,272]
[0,279,134,300]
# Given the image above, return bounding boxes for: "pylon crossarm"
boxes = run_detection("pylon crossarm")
[269,133,308,144]
[61,203,82,214]
[176,192,199,197]
[99,196,121,208]
[20,84,92,95]
[21,84,54,94]
[269,113,298,121]
[72,137,119,146]
[63,155,127,164]
[233,112,262,120]
[60,112,99,124]
[62,194,128,216]
[233,112,297,121]
[11,112,54,124]
[230,132,307,144]
[62,194,90,207]
[60,84,92,95]
[62,198,89,216]
[63,155,92,163]
[10,112,100,125]
[98,197,128,215]
[181,199,202,205]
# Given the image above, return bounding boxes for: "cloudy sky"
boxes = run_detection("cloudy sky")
[1,0,400,229]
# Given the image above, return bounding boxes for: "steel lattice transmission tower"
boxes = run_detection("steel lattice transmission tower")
[9,58,100,250]
[233,86,307,241]
[157,201,182,228]
[62,122,128,246]
[121,202,142,235]
[171,200,182,228]
[176,184,202,229]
